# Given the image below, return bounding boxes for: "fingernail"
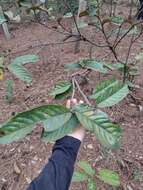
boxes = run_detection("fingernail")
[79,100,84,104]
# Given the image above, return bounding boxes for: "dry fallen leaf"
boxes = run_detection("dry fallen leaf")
[13,162,21,175]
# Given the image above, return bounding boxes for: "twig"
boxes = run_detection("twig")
[62,0,81,36]
[74,78,91,106]
[7,39,81,56]
[71,77,76,99]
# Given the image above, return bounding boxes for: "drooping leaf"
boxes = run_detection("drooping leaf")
[43,112,72,132]
[79,59,108,73]
[64,62,82,71]
[0,105,70,144]
[49,81,72,97]
[55,87,72,100]
[5,80,13,104]
[78,161,95,176]
[0,126,33,144]
[87,179,97,190]
[8,63,32,83]
[75,104,122,149]
[72,171,88,182]
[91,79,129,108]
[97,169,120,186]
[42,115,79,141]
[11,55,39,65]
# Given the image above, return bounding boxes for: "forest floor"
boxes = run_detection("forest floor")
[0,14,143,190]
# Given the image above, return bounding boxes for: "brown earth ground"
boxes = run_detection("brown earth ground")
[0,9,143,190]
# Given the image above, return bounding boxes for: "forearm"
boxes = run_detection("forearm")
[27,136,81,190]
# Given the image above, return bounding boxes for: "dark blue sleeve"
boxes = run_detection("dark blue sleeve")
[27,136,81,190]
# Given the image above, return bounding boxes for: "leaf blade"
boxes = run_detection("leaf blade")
[72,171,88,182]
[75,105,122,149]
[11,54,39,65]
[42,115,79,141]
[91,79,129,108]
[97,169,120,186]
[78,161,95,176]
[49,81,72,97]
[0,105,70,144]
[8,63,32,83]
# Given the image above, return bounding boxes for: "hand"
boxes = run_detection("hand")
[66,99,85,142]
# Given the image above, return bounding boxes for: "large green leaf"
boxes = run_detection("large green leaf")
[79,59,108,73]
[72,171,88,182]
[49,81,72,97]
[43,112,72,132]
[0,126,33,144]
[91,78,129,108]
[11,55,39,65]
[8,63,32,83]
[78,161,95,176]
[0,105,70,144]
[87,179,97,190]
[42,115,79,141]
[75,104,122,149]
[97,169,120,186]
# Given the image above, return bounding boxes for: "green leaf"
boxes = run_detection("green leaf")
[11,54,39,65]
[97,169,120,186]
[78,161,95,176]
[87,179,97,190]
[79,59,108,73]
[8,63,32,83]
[49,81,72,97]
[5,80,13,104]
[110,16,124,25]
[64,62,82,71]
[55,88,72,100]
[0,105,70,144]
[42,115,79,141]
[75,104,122,149]
[72,171,88,182]
[0,126,33,144]
[43,112,72,132]
[91,79,129,108]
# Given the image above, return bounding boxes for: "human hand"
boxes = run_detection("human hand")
[66,99,85,142]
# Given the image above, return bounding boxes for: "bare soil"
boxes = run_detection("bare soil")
[0,18,143,190]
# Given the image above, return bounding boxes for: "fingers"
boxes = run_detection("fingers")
[66,99,71,109]
[71,98,77,105]
[66,99,84,108]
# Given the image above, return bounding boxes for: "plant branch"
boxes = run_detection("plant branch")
[74,78,91,106]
